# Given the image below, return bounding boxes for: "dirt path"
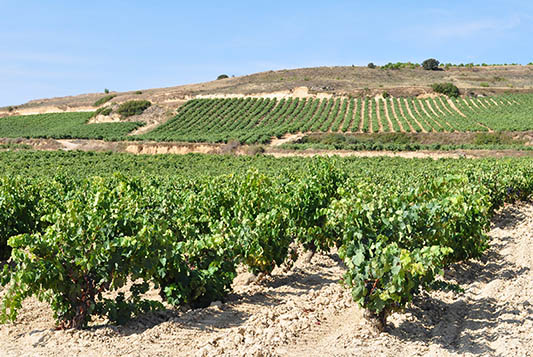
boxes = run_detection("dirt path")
[335,100,350,133]
[380,98,395,132]
[345,99,358,132]
[387,99,406,132]
[438,97,455,115]
[4,138,533,159]
[465,97,480,110]
[357,99,365,133]
[395,98,415,133]
[476,98,489,109]
[1,202,532,356]
[269,133,305,147]
[403,98,428,133]
[447,99,467,117]
[374,98,386,132]
[419,99,446,132]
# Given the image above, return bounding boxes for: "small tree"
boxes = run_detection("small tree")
[104,88,110,94]
[422,58,440,70]
[217,74,229,80]
[367,63,376,69]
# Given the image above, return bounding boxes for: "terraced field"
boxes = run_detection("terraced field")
[138,94,533,143]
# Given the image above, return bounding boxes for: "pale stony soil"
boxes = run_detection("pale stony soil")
[1,202,532,356]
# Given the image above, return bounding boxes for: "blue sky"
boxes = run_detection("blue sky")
[1,0,532,106]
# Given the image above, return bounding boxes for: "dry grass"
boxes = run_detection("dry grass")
[5,65,533,112]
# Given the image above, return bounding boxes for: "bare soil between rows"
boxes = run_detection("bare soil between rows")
[1,202,532,356]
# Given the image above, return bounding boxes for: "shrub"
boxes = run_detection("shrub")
[217,74,229,80]
[473,132,522,146]
[7,106,14,112]
[135,91,143,95]
[94,95,117,107]
[382,91,390,98]
[104,88,110,94]
[431,83,460,98]
[245,145,265,155]
[116,100,151,118]
[367,63,376,69]
[91,107,112,118]
[422,58,440,70]
[480,82,489,88]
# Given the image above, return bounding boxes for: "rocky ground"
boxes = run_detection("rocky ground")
[1,202,532,357]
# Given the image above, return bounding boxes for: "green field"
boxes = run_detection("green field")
[0,94,531,145]
[138,94,533,143]
[0,112,142,140]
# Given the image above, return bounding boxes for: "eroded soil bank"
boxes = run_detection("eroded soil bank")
[2,137,533,159]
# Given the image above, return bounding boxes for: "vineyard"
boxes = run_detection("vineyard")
[0,112,142,140]
[0,94,531,146]
[138,94,533,144]
[1,152,533,333]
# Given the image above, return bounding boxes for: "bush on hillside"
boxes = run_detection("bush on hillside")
[367,63,376,69]
[94,95,117,107]
[422,58,440,70]
[91,107,112,118]
[431,83,460,98]
[116,100,152,118]
[104,88,110,94]
[217,74,229,80]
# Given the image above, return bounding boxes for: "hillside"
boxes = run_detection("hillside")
[0,65,532,153]
[3,65,533,114]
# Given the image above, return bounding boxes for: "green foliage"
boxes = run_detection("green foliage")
[432,83,460,98]
[0,177,41,260]
[2,156,533,330]
[104,89,110,94]
[135,91,143,95]
[91,107,112,118]
[217,74,229,80]
[422,58,440,70]
[473,132,523,146]
[381,62,419,70]
[136,94,533,143]
[0,112,142,140]
[367,63,376,69]
[116,100,151,118]
[1,176,168,328]
[94,95,116,107]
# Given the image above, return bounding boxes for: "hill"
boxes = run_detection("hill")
[0,65,532,151]
[3,65,533,113]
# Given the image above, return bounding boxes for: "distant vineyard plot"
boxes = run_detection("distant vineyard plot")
[0,112,142,140]
[139,94,533,144]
